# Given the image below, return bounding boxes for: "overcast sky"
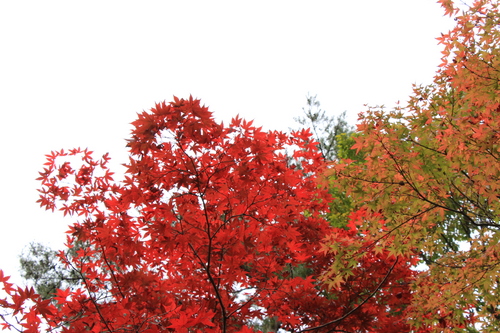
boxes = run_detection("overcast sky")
[0,1,455,284]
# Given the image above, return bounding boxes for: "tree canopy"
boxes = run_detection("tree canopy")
[0,97,418,332]
[327,0,500,330]
[2,0,500,331]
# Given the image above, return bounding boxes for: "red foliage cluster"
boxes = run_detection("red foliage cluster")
[0,97,418,332]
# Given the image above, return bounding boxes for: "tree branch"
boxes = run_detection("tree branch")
[298,257,399,332]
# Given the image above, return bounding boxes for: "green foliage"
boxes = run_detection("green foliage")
[19,242,81,300]
[250,316,281,333]
[295,94,354,161]
[336,132,363,162]
[295,95,365,229]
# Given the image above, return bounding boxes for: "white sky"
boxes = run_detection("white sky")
[0,1,454,284]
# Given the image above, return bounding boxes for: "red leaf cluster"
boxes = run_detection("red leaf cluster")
[0,97,418,332]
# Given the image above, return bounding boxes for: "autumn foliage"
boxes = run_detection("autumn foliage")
[328,0,500,330]
[3,0,500,331]
[0,96,418,332]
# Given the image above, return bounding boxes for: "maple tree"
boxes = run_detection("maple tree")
[0,95,420,332]
[326,0,500,331]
